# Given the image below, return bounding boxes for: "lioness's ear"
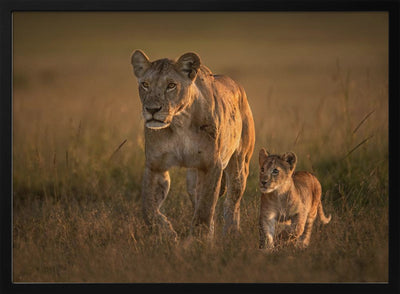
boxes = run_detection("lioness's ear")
[282,152,297,171]
[259,148,269,166]
[131,50,151,78]
[176,52,201,80]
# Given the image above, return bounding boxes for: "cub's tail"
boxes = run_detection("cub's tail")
[318,202,332,224]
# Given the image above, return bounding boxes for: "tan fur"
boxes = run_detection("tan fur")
[258,148,331,249]
[131,50,255,240]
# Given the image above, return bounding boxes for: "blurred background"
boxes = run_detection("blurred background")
[12,12,388,282]
[13,12,388,161]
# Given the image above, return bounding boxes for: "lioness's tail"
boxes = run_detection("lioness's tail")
[318,202,332,224]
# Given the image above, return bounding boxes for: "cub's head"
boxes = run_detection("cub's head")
[130,50,201,130]
[258,148,297,193]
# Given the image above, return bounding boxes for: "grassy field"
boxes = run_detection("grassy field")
[12,12,388,283]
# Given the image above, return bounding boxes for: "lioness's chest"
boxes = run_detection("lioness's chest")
[145,126,215,170]
[173,128,211,166]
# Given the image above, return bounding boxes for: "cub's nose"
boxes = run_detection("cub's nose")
[146,106,162,115]
[261,180,268,186]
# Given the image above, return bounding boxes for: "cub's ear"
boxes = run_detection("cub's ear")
[176,52,201,80]
[131,50,151,78]
[281,152,297,171]
[259,148,270,167]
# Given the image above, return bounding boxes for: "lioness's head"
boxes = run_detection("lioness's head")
[258,148,297,193]
[130,50,201,130]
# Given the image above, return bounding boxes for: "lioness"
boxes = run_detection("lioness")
[130,50,255,240]
[258,148,331,249]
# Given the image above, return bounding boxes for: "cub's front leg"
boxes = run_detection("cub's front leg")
[259,204,277,250]
[288,212,307,244]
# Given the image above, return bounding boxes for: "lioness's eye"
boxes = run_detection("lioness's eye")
[272,168,279,175]
[141,82,149,89]
[167,83,176,89]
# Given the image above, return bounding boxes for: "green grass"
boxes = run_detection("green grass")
[12,12,388,283]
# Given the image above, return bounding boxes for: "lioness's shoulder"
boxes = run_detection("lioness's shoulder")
[197,65,238,87]
[199,65,213,76]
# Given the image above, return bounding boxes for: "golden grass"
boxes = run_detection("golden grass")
[12,12,388,283]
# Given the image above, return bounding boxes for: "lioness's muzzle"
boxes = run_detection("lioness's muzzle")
[145,106,162,115]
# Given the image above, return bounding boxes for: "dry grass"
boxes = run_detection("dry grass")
[12,12,388,283]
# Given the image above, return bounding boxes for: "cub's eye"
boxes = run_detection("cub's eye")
[260,167,264,173]
[272,168,279,175]
[141,82,149,90]
[167,83,176,90]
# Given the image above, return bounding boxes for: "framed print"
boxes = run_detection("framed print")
[1,0,399,292]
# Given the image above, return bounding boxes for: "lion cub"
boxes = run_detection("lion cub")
[258,148,331,250]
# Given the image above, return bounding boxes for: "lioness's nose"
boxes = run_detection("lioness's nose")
[146,106,162,115]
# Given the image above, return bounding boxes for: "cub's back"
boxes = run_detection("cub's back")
[293,171,322,206]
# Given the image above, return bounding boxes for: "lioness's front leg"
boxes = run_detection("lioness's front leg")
[223,151,249,235]
[186,168,197,210]
[142,167,178,241]
[190,162,223,239]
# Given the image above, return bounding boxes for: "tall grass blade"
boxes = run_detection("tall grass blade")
[343,135,373,159]
[293,124,303,147]
[109,139,128,161]
[353,110,375,134]
[65,150,69,168]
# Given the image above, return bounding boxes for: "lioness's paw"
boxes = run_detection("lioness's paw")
[295,240,309,249]
[258,244,275,253]
[168,230,179,243]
